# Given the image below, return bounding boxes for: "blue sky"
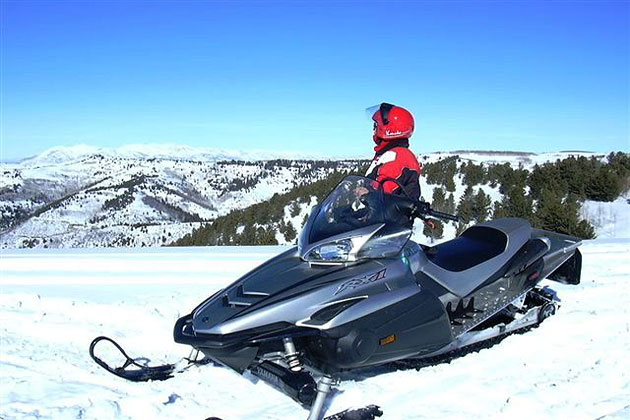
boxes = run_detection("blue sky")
[1,1,628,161]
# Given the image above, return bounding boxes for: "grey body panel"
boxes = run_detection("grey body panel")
[193,249,415,335]
[417,218,532,297]
[532,228,582,278]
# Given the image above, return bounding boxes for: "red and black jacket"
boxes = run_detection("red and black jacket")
[365,138,422,199]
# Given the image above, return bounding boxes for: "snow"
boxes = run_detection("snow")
[581,197,630,239]
[1,240,629,419]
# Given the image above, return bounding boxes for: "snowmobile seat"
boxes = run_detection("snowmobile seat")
[419,218,532,297]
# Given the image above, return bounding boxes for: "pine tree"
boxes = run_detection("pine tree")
[585,168,622,202]
[456,186,475,224]
[289,200,301,217]
[492,185,533,220]
[462,162,486,187]
[534,189,596,239]
[445,176,456,192]
[445,193,456,214]
[432,187,446,211]
[472,189,492,223]
[280,220,298,243]
[423,219,444,242]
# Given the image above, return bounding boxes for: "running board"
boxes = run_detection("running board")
[418,303,545,360]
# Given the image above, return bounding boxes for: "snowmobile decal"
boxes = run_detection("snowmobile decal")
[334,268,387,295]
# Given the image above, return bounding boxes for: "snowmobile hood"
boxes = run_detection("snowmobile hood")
[191,246,392,336]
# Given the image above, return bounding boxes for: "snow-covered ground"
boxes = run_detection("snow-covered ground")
[1,241,629,419]
[581,196,630,239]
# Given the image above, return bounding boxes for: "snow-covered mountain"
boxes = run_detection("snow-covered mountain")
[1,145,362,248]
[1,146,623,249]
[16,144,332,167]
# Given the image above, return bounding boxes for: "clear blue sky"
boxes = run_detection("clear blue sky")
[1,0,628,161]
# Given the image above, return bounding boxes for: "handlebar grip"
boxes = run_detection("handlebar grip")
[413,201,459,222]
[428,210,460,222]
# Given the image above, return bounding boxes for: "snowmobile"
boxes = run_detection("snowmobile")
[91,175,583,420]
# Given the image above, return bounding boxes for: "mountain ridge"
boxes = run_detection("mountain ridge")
[2,147,625,248]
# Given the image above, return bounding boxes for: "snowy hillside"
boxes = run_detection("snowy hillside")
[581,196,630,239]
[179,149,623,248]
[2,146,622,249]
[1,240,629,419]
[1,145,361,248]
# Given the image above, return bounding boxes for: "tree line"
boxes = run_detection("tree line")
[423,152,629,241]
[174,153,629,246]
[172,171,355,246]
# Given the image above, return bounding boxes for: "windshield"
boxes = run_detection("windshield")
[299,175,413,263]
[309,176,384,244]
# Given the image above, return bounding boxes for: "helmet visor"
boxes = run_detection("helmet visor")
[365,104,381,121]
[365,103,394,125]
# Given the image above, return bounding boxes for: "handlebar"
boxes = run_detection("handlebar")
[427,209,460,222]
[413,201,459,223]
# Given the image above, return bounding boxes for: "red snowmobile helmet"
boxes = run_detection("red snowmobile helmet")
[368,102,415,144]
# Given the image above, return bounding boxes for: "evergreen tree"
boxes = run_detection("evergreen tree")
[289,200,301,217]
[445,176,456,192]
[607,152,630,176]
[472,189,492,222]
[445,193,456,214]
[431,187,446,211]
[529,164,566,200]
[423,219,444,242]
[492,185,533,220]
[534,189,596,239]
[257,227,278,245]
[462,162,486,187]
[456,186,475,224]
[585,168,622,201]
[280,221,298,243]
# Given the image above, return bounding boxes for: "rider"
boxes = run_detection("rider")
[365,103,421,200]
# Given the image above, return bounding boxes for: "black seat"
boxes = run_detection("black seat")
[427,226,508,272]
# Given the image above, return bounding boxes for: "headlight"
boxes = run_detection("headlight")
[306,239,352,263]
[302,225,412,264]
[357,228,412,259]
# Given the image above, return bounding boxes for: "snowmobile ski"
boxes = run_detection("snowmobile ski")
[323,405,383,420]
[89,336,208,382]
